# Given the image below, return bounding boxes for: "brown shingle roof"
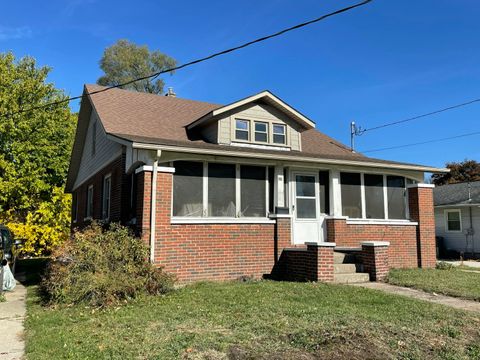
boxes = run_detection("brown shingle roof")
[84,84,441,170]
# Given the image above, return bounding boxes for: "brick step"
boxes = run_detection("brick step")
[333,252,357,264]
[333,272,370,284]
[333,263,364,274]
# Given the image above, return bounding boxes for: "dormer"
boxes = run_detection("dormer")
[186,91,315,151]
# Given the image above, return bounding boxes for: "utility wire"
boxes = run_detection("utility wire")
[2,0,372,119]
[361,130,480,153]
[360,97,480,133]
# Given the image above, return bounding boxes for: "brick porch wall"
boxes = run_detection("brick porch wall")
[138,170,292,282]
[326,184,436,269]
[326,220,418,268]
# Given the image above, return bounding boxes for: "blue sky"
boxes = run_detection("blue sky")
[1,0,479,168]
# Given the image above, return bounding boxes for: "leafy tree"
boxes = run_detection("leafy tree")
[0,52,76,254]
[97,39,176,94]
[431,159,480,186]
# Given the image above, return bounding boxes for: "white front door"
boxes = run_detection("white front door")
[292,172,325,244]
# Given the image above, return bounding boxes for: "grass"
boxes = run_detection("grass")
[388,268,480,302]
[25,280,480,360]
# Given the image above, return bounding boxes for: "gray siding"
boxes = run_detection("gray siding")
[435,206,480,254]
[73,111,122,190]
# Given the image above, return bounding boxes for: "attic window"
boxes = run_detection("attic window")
[235,119,249,141]
[254,122,268,142]
[273,124,286,144]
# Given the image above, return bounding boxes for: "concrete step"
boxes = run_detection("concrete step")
[333,263,364,274]
[333,252,357,264]
[334,272,370,284]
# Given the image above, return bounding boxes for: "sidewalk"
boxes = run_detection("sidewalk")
[354,282,480,313]
[0,282,27,360]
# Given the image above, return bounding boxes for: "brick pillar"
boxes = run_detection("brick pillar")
[136,171,151,246]
[361,241,390,281]
[306,242,336,282]
[325,217,348,243]
[273,215,292,261]
[408,184,436,268]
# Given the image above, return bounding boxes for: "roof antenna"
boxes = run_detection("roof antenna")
[350,121,364,152]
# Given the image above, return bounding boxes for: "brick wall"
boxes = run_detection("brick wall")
[72,154,126,229]
[360,242,390,281]
[139,170,293,282]
[326,219,418,268]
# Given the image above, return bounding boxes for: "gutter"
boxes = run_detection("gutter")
[131,142,449,173]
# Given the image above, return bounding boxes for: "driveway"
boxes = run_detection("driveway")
[0,282,26,360]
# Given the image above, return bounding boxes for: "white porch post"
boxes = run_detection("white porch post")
[330,169,342,217]
[273,165,285,209]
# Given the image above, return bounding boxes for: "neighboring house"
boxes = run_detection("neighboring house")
[66,85,446,282]
[434,181,480,258]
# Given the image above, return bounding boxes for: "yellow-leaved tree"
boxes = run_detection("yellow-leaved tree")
[0,52,76,255]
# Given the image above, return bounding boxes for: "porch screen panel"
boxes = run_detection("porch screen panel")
[173,161,203,217]
[319,171,330,214]
[208,163,236,217]
[340,172,362,218]
[240,165,266,217]
[387,176,406,219]
[364,174,385,219]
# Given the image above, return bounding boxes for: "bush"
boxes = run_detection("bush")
[436,261,454,270]
[41,223,174,306]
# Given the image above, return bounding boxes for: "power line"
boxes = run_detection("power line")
[360,97,480,134]
[361,130,480,153]
[2,0,373,119]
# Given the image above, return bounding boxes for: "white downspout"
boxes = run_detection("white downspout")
[150,150,161,263]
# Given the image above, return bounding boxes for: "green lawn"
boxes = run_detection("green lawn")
[25,280,480,360]
[388,268,480,301]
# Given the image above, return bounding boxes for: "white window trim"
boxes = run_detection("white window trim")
[272,123,287,145]
[234,119,250,142]
[85,184,94,220]
[172,160,271,221]
[340,172,408,221]
[233,117,289,147]
[254,121,269,143]
[102,173,112,221]
[444,209,462,232]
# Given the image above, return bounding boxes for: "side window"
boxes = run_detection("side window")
[102,174,111,220]
[86,185,94,219]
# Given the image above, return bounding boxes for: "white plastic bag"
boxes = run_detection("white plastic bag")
[1,263,16,291]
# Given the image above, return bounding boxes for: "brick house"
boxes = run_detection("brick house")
[66,85,446,283]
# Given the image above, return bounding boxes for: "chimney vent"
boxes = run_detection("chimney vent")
[165,87,176,97]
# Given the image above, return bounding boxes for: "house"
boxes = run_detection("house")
[66,85,446,283]
[434,181,480,258]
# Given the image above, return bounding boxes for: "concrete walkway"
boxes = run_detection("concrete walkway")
[354,282,480,313]
[0,282,27,360]
[444,260,480,268]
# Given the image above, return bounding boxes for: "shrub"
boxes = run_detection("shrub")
[41,222,174,306]
[436,261,454,270]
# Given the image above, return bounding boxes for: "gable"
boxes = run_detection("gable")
[71,108,122,191]
[200,101,303,151]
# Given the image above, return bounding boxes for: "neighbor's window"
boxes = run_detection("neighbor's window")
[173,161,203,217]
[364,174,385,219]
[272,124,286,144]
[208,163,236,217]
[446,210,462,232]
[240,165,266,217]
[86,185,94,219]
[254,122,268,143]
[102,174,112,220]
[387,176,407,219]
[340,172,362,218]
[235,119,249,141]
